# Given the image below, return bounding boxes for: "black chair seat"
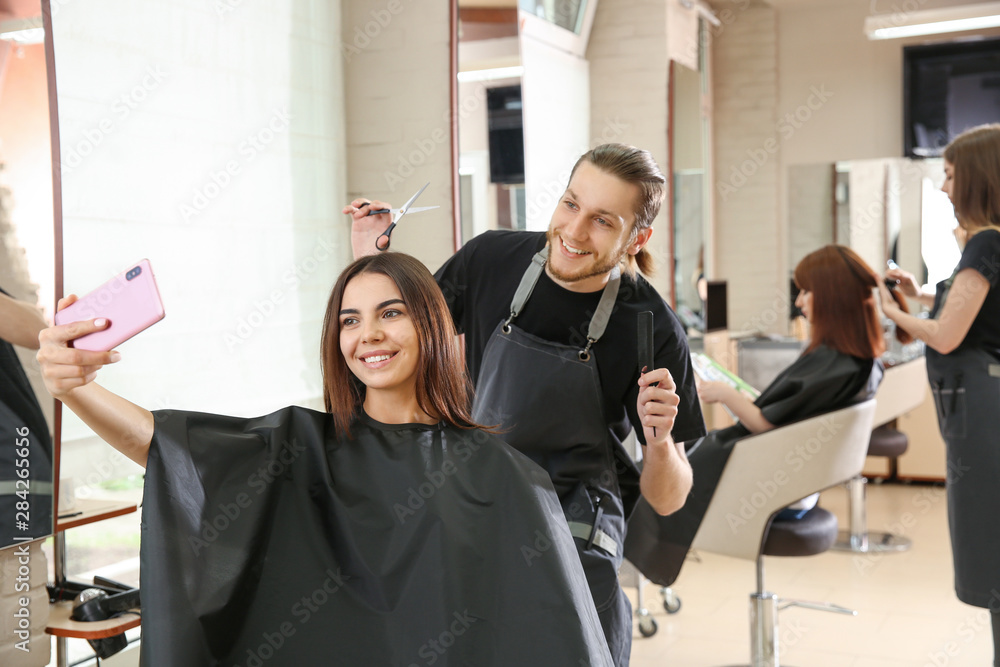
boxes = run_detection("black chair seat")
[762,507,838,557]
[868,425,908,458]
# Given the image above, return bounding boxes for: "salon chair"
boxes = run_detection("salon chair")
[690,399,877,667]
[832,357,926,553]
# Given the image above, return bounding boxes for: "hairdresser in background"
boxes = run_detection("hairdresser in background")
[627,244,906,587]
[881,123,1000,667]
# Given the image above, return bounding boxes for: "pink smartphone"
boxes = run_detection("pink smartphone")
[54,259,165,352]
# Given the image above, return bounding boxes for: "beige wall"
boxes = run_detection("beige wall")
[777,0,1000,166]
[713,0,1000,334]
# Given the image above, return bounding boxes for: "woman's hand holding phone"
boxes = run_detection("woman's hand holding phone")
[37,294,121,400]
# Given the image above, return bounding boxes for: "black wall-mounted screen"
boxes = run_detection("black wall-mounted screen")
[704,280,728,333]
[904,37,1000,158]
[487,85,525,184]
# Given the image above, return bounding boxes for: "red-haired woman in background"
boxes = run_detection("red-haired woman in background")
[699,244,910,435]
[628,245,910,584]
[37,252,615,667]
[880,124,1000,666]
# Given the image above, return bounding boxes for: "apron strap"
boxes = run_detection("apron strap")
[584,265,620,350]
[567,521,618,557]
[504,245,622,361]
[505,248,549,330]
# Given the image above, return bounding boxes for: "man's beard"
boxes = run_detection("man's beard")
[546,230,628,285]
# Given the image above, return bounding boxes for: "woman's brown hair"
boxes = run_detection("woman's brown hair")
[943,123,1000,232]
[794,245,911,359]
[320,253,481,436]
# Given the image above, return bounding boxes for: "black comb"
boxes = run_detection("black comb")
[638,311,657,437]
[638,311,654,377]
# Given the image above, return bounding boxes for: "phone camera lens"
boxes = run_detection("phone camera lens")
[126,266,142,281]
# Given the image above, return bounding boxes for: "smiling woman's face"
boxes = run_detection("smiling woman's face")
[338,272,420,396]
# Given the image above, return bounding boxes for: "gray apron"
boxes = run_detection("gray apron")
[471,247,633,667]
[927,276,1000,608]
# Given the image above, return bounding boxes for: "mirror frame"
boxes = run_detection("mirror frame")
[41,0,63,530]
[449,0,461,253]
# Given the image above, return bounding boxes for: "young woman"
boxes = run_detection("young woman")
[627,245,903,585]
[880,123,1000,665]
[38,253,615,666]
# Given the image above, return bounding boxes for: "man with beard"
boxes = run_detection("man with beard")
[345,143,705,666]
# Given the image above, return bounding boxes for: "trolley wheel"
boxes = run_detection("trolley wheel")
[661,588,682,614]
[637,614,658,638]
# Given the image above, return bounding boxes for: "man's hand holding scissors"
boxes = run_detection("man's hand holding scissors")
[344,198,393,258]
[343,183,437,258]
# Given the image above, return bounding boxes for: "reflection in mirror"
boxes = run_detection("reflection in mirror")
[457,2,525,243]
[916,159,960,290]
[834,162,849,249]
[788,163,834,269]
[519,0,586,34]
[839,158,954,292]
[0,0,55,549]
[789,157,959,324]
[787,162,837,335]
[672,25,709,332]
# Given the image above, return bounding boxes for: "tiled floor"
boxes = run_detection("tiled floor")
[624,482,995,666]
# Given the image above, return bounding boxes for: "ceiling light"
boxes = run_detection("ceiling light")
[865,2,1000,40]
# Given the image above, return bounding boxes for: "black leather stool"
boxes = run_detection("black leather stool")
[764,506,839,557]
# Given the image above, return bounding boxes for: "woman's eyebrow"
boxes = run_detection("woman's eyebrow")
[377,299,405,309]
[339,299,403,316]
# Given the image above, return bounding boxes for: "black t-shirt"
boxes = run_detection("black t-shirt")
[952,228,1000,359]
[434,230,706,445]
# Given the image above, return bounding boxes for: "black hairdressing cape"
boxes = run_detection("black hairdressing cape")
[0,287,54,545]
[140,407,613,667]
[625,346,882,586]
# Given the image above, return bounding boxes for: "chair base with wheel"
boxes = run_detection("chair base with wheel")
[730,507,857,667]
[689,400,877,667]
[632,574,683,638]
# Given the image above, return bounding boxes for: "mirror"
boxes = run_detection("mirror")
[0,0,56,549]
[671,30,710,330]
[49,1,350,519]
[456,0,602,242]
[456,1,525,241]
[787,157,960,322]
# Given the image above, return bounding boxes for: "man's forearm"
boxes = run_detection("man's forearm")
[639,437,692,516]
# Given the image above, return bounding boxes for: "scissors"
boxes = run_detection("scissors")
[358,182,439,251]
